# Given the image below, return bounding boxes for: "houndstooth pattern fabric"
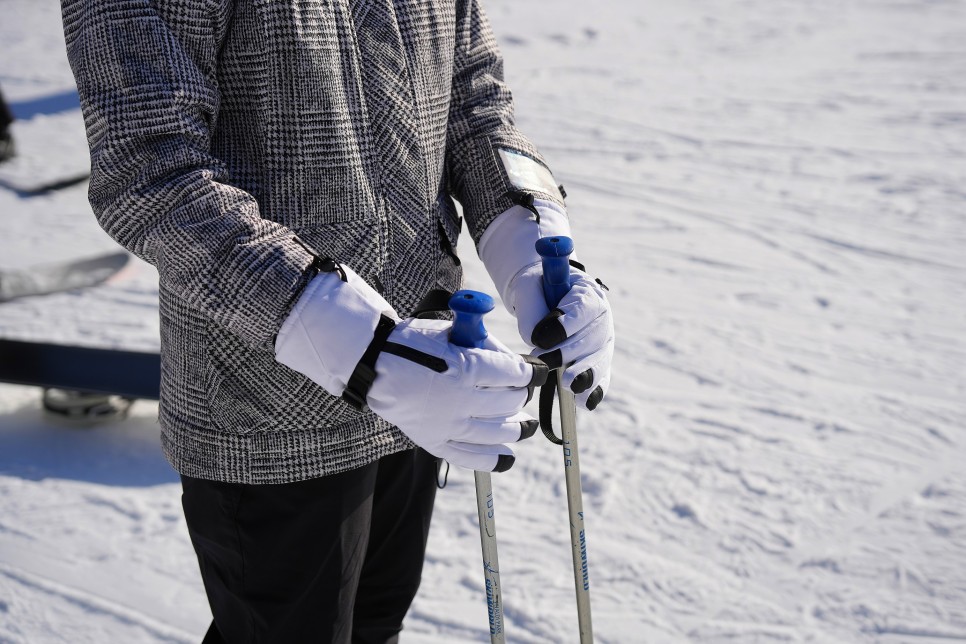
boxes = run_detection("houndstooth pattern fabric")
[61,0,563,484]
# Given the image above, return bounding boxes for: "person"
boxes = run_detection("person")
[0,86,14,163]
[61,0,614,641]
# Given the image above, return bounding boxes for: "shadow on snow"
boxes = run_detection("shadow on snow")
[0,396,177,487]
[10,90,81,120]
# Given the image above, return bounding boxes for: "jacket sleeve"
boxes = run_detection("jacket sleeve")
[62,0,315,349]
[445,0,566,244]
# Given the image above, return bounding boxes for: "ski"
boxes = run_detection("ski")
[0,339,160,400]
[0,172,91,197]
[0,252,130,303]
[0,102,91,197]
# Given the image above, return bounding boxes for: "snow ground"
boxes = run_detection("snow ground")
[2,0,965,642]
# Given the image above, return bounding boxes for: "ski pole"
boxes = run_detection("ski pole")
[449,290,506,644]
[536,236,594,643]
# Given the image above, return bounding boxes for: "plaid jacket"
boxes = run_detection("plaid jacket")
[62,0,563,483]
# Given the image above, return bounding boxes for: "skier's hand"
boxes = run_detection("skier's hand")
[367,319,546,472]
[274,262,547,472]
[507,263,613,411]
[479,198,614,410]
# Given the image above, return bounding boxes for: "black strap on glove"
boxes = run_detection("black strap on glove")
[342,314,397,411]
[342,289,456,412]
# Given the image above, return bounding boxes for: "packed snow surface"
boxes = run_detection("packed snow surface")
[1,0,964,641]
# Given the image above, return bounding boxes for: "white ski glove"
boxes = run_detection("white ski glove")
[479,198,614,410]
[274,261,546,472]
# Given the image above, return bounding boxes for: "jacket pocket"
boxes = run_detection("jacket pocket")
[438,193,462,263]
[204,320,361,435]
[436,193,463,293]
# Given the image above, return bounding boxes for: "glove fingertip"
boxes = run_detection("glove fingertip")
[528,357,550,388]
[493,454,515,473]
[520,355,550,404]
[531,309,567,350]
[586,386,605,411]
[570,368,594,394]
[519,419,539,441]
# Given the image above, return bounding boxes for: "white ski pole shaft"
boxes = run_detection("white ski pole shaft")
[449,290,506,643]
[537,236,594,643]
[475,470,506,643]
[557,379,593,642]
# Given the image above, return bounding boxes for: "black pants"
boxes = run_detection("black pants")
[181,448,439,644]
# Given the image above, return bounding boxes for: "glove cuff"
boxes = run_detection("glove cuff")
[478,198,573,305]
[275,263,398,396]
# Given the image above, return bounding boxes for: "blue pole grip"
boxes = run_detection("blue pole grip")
[449,290,495,348]
[535,236,575,309]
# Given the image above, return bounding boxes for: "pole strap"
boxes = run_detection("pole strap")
[539,375,564,445]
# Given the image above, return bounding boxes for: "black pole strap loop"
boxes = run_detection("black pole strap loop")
[539,374,564,445]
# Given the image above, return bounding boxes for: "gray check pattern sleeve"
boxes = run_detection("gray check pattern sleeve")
[445,0,566,244]
[62,0,315,349]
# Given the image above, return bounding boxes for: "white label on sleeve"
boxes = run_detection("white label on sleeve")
[497,148,560,197]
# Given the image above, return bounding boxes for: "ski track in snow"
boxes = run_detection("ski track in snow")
[0,563,194,644]
[2,0,965,642]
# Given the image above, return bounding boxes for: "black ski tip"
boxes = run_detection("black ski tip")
[571,368,595,394]
[493,454,515,473]
[0,172,91,198]
[531,309,567,350]
[586,386,605,411]
[519,419,539,441]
